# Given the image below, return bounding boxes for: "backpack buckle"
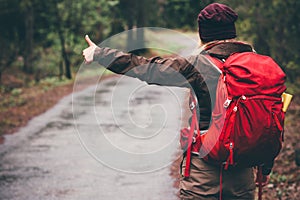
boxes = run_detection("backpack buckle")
[223,98,232,108]
[190,101,196,110]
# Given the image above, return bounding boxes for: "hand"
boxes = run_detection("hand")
[82,35,97,64]
[256,174,270,187]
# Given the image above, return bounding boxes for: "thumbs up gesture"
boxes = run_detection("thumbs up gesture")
[83,35,97,64]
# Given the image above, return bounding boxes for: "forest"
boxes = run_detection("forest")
[1,0,300,135]
[1,0,299,84]
[0,0,300,199]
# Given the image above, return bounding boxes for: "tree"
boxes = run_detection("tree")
[20,0,35,74]
[36,0,110,79]
[0,0,299,86]
[0,0,20,82]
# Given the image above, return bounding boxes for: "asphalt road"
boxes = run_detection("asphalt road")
[0,76,189,200]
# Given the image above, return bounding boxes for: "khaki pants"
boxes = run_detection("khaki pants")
[180,155,255,200]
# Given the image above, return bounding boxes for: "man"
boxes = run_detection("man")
[83,3,270,200]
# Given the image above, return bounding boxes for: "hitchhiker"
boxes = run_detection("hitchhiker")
[83,3,287,200]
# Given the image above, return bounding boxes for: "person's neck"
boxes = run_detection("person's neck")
[201,39,237,50]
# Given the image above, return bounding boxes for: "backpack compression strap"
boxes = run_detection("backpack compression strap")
[184,90,200,177]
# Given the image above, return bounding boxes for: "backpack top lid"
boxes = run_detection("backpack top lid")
[222,52,286,98]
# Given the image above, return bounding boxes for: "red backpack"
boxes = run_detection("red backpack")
[181,51,286,177]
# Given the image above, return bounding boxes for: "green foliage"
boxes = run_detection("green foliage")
[11,88,22,96]
[0,0,299,89]
[0,90,26,108]
[39,76,71,87]
[158,0,202,29]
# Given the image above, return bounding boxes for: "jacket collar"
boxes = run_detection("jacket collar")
[202,41,254,60]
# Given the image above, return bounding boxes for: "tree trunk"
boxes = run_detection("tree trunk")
[124,0,135,51]
[135,1,146,55]
[23,4,34,73]
[126,17,134,51]
[58,29,72,79]
[136,1,145,44]
[59,59,64,80]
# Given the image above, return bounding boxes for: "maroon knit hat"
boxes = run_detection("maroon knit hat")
[198,3,238,42]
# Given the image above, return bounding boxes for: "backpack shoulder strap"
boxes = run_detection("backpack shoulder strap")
[206,56,224,71]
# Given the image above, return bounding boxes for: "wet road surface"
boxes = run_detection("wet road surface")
[0,76,189,200]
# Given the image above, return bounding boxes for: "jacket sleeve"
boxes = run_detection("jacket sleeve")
[93,47,205,88]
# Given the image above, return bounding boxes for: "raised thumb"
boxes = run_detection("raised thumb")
[85,35,95,46]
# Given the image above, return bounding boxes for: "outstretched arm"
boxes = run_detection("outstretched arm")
[82,35,204,88]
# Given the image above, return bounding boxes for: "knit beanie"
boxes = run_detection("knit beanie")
[198,3,238,42]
